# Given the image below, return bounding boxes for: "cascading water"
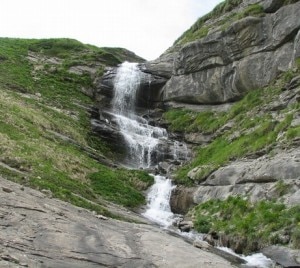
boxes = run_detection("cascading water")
[112,62,167,168]
[112,61,184,227]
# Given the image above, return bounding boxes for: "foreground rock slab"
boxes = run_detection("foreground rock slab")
[0,177,234,268]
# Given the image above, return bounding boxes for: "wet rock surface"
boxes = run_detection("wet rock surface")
[0,177,235,268]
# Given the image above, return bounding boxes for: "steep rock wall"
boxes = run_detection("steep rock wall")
[144,1,300,105]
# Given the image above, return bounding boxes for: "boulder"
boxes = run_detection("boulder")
[170,186,196,214]
[262,246,300,267]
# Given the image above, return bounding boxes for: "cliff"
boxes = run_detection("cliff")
[144,0,300,104]
[128,0,300,260]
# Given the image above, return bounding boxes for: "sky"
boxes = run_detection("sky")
[1,0,223,60]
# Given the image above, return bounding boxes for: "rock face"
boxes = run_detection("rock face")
[140,1,300,105]
[0,177,234,268]
[192,148,300,205]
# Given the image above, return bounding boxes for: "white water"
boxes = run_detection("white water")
[142,175,176,227]
[112,62,181,227]
[112,62,168,168]
[218,247,275,268]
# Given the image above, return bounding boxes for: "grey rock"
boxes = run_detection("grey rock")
[187,165,215,182]
[139,49,179,78]
[0,177,234,268]
[158,2,300,105]
[184,133,214,145]
[170,186,196,214]
[193,240,212,250]
[193,148,300,204]
[262,0,284,13]
[285,75,300,91]
[262,246,300,267]
[2,186,13,193]
[178,220,194,232]
[165,101,234,113]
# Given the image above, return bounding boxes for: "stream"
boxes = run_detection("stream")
[111,62,275,268]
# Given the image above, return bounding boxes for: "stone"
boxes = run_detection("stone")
[187,165,214,182]
[96,214,108,220]
[139,48,180,78]
[262,246,300,267]
[139,1,300,105]
[178,220,194,232]
[193,148,300,204]
[285,75,300,91]
[170,186,196,214]
[262,0,284,13]
[2,187,13,193]
[184,133,214,144]
[193,240,212,250]
[0,176,234,268]
[41,189,52,198]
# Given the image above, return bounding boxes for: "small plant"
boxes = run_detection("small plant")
[296,57,300,70]
[292,226,300,248]
[275,180,290,196]
[239,4,264,18]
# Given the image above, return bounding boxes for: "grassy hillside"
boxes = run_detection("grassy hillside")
[0,38,152,217]
[164,67,300,185]
[174,0,300,46]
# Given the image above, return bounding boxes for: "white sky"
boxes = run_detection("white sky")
[1,0,223,60]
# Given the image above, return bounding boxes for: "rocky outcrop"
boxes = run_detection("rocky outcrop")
[141,1,300,104]
[0,176,235,268]
[192,147,300,205]
[139,47,180,78]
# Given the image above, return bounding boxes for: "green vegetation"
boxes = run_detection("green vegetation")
[90,169,153,207]
[174,0,264,45]
[0,38,150,217]
[164,72,299,185]
[193,196,300,252]
[283,0,300,5]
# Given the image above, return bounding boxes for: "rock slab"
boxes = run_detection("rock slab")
[0,177,234,268]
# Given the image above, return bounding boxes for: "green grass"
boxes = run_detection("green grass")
[283,0,300,5]
[164,74,299,185]
[193,196,300,253]
[89,169,153,208]
[174,1,264,45]
[0,37,150,217]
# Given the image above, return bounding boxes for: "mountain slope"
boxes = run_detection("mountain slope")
[0,38,152,217]
[137,0,300,258]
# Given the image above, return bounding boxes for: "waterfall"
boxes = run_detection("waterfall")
[112,62,167,168]
[142,175,176,227]
[112,61,187,226]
